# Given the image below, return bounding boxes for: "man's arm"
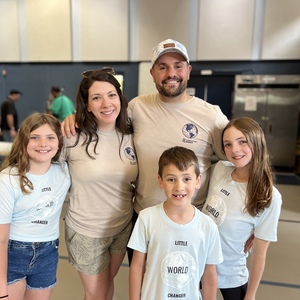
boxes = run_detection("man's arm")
[6,114,14,129]
[129,250,146,300]
[6,114,17,138]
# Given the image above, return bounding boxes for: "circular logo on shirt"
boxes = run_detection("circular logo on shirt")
[182,123,198,139]
[203,195,227,226]
[124,147,136,161]
[161,251,196,289]
[30,195,58,219]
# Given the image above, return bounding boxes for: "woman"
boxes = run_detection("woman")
[61,68,138,300]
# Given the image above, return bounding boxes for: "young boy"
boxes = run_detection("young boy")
[128,146,223,300]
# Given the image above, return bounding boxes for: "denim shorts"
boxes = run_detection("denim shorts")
[65,221,132,275]
[8,239,59,289]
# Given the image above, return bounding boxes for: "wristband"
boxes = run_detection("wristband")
[10,127,15,130]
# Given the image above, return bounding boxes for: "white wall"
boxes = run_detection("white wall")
[0,0,299,62]
[262,0,300,59]
[197,0,255,60]
[25,0,71,62]
[0,0,20,62]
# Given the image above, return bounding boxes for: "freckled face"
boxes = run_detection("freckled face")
[158,163,201,207]
[87,81,121,131]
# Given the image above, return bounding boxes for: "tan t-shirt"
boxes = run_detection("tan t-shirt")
[61,130,138,238]
[128,94,228,213]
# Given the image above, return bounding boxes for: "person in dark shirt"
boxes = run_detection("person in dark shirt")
[1,89,22,142]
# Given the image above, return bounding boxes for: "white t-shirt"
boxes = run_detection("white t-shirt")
[128,202,223,300]
[128,94,228,212]
[202,161,282,288]
[0,163,70,242]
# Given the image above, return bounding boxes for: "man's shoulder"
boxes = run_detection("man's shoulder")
[62,94,72,101]
[1,99,12,110]
[193,96,222,110]
[129,93,157,105]
[1,98,10,105]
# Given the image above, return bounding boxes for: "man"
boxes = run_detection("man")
[1,89,22,141]
[128,39,228,214]
[48,86,74,122]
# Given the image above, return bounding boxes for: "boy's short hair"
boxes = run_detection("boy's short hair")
[158,146,200,177]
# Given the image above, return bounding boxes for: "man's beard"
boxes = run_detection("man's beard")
[156,79,188,98]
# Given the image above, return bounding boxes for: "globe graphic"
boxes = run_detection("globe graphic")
[124,147,136,161]
[182,123,198,139]
[161,251,196,289]
[203,194,227,226]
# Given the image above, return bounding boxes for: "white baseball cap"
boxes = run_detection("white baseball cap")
[151,39,190,67]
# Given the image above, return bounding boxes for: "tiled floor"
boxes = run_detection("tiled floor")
[52,181,300,300]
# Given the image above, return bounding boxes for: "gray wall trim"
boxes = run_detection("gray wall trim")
[17,0,28,62]
[252,0,266,60]
[188,0,199,61]
[129,0,138,61]
[70,0,82,61]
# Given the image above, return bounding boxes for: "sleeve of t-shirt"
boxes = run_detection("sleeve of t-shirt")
[0,174,16,224]
[127,98,135,121]
[127,213,148,253]
[49,98,61,115]
[254,187,282,242]
[211,107,228,160]
[6,102,15,115]
[206,218,224,265]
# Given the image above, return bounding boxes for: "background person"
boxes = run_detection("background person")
[202,117,282,300]
[61,68,137,300]
[128,146,223,300]
[48,86,75,122]
[0,89,22,142]
[0,113,71,300]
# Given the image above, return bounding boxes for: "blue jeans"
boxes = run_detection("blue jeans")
[8,239,59,289]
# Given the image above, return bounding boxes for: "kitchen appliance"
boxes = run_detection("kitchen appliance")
[231,75,300,167]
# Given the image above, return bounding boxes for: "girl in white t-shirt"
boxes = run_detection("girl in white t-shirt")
[203,117,282,300]
[0,113,70,300]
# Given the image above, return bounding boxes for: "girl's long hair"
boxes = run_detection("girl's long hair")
[221,117,273,216]
[72,70,132,158]
[0,113,63,194]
